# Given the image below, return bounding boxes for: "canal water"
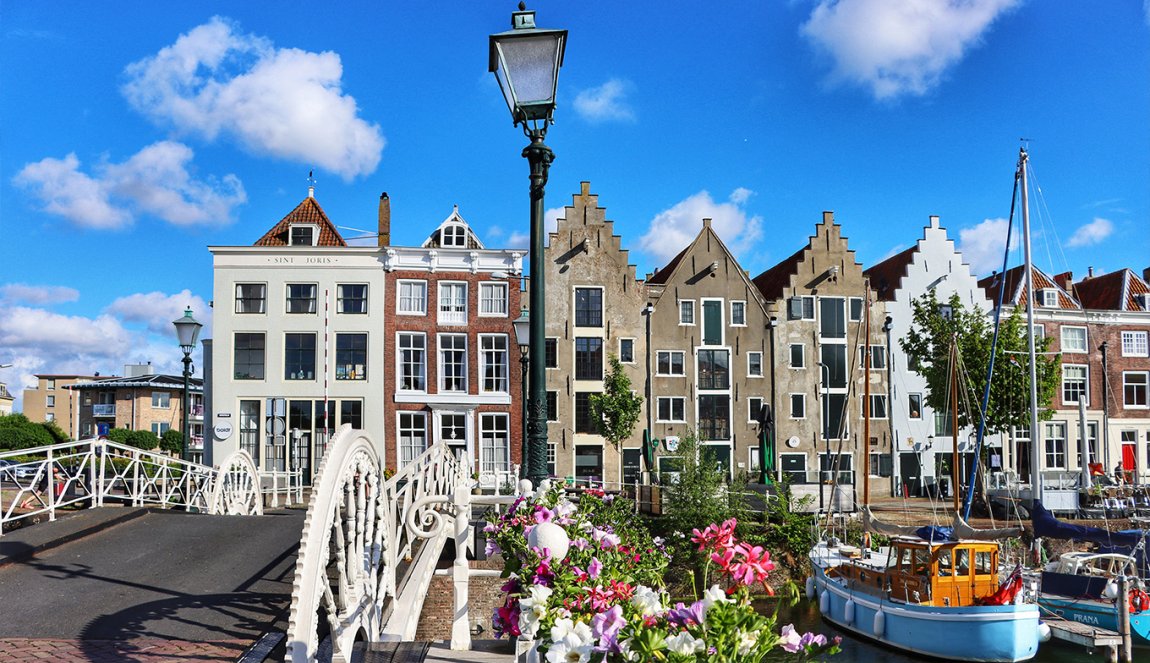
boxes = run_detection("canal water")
[764,599,1103,662]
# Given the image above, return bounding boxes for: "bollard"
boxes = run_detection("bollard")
[1117,575,1132,663]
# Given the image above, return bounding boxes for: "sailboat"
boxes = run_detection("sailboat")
[808,279,1041,661]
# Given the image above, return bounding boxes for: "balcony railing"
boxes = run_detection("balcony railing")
[92,404,116,417]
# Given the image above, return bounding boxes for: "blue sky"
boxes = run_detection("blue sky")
[2,1,1148,410]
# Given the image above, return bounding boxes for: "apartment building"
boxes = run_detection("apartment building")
[22,374,104,439]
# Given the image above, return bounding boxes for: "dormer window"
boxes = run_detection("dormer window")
[290,225,317,246]
[1138,293,1150,311]
[1040,288,1058,307]
[442,224,466,247]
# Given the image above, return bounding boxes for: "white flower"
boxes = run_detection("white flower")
[737,630,758,655]
[545,637,592,663]
[528,585,554,604]
[519,612,542,640]
[631,585,664,617]
[701,584,732,618]
[663,631,705,656]
[550,618,592,644]
[518,584,553,636]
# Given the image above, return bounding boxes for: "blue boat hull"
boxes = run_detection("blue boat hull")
[813,565,1041,662]
[1039,596,1150,647]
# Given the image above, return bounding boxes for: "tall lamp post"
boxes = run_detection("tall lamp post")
[490,4,566,488]
[513,309,531,479]
[173,307,203,461]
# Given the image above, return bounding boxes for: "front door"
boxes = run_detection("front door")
[900,452,921,497]
[1123,444,1137,472]
[575,445,603,486]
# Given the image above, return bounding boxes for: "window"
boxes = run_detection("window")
[824,393,848,439]
[1044,422,1067,469]
[398,412,428,468]
[747,351,763,377]
[747,396,764,422]
[440,413,466,448]
[781,454,807,484]
[1030,324,1045,341]
[575,337,603,380]
[619,339,635,363]
[285,333,317,380]
[439,334,467,392]
[679,300,695,325]
[788,296,815,320]
[398,333,426,391]
[546,391,558,421]
[481,335,509,393]
[235,283,266,314]
[657,397,685,422]
[1125,372,1149,408]
[698,395,730,440]
[657,351,685,376]
[575,392,598,433]
[697,350,730,389]
[335,284,367,314]
[441,224,466,247]
[46,379,55,391]
[548,443,557,477]
[702,300,723,345]
[938,304,953,321]
[819,297,846,338]
[1075,422,1099,468]
[234,333,265,380]
[866,394,888,419]
[286,284,317,314]
[574,288,603,327]
[544,338,558,368]
[480,414,511,474]
[849,298,863,322]
[340,400,363,429]
[909,393,923,419]
[934,410,955,436]
[239,400,260,461]
[397,280,427,315]
[46,395,55,408]
[1062,365,1088,405]
[1041,289,1058,307]
[438,282,467,325]
[290,225,315,246]
[790,394,806,419]
[151,391,170,408]
[859,345,886,369]
[789,344,805,368]
[1123,331,1149,357]
[731,301,746,326]
[150,422,170,436]
[335,333,367,380]
[480,283,508,316]
[1060,326,1087,353]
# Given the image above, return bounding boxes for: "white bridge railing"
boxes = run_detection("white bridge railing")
[1,437,265,534]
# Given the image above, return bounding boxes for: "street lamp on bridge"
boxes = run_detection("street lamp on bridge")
[173,307,203,462]
[489,3,566,488]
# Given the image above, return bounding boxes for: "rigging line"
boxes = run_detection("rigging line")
[1025,160,1072,279]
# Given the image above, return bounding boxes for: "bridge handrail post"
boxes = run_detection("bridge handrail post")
[132,449,141,507]
[450,467,474,651]
[46,447,56,522]
[97,440,107,507]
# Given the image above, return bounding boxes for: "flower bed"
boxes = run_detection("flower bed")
[486,482,838,661]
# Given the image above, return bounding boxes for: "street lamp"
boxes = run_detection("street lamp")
[490,3,566,488]
[513,309,531,480]
[173,307,203,461]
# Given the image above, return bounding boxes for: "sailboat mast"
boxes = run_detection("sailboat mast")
[952,341,960,513]
[863,283,871,509]
[1020,147,1043,506]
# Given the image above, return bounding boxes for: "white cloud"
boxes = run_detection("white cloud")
[573,79,636,123]
[800,0,1020,100]
[105,289,213,338]
[958,217,1015,276]
[1066,217,1113,248]
[14,142,246,229]
[639,190,763,265]
[121,16,384,180]
[0,284,80,306]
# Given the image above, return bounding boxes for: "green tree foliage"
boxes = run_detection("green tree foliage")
[42,420,70,443]
[900,290,1059,434]
[0,413,56,450]
[160,429,184,455]
[107,427,161,451]
[589,356,643,449]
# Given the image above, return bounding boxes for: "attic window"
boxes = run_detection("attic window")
[290,225,317,246]
[1040,289,1057,307]
[442,224,466,247]
[1138,293,1150,311]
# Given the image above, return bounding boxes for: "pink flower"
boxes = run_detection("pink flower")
[534,506,554,524]
[589,556,603,579]
[728,544,774,587]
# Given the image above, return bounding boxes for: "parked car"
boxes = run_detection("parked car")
[0,459,14,482]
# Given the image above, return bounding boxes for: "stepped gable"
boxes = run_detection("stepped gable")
[864,245,916,302]
[752,212,862,301]
[1074,269,1150,311]
[254,195,347,247]
[978,264,1079,309]
[751,247,806,301]
[555,181,642,286]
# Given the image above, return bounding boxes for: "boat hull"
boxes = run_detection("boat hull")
[1039,596,1150,647]
[811,563,1040,662]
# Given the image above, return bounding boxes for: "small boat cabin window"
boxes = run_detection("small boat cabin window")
[938,550,953,576]
[975,551,993,575]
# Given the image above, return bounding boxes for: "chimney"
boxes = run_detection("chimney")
[702,218,712,229]
[378,192,391,247]
[1143,266,1150,282]
[1053,271,1073,290]
[1087,266,1094,279]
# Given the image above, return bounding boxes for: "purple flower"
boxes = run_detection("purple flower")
[485,539,501,557]
[534,506,555,524]
[483,522,498,533]
[667,600,705,628]
[500,578,522,594]
[589,557,603,579]
[571,537,591,551]
[591,605,626,652]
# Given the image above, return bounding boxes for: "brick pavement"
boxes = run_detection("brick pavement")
[0,637,249,662]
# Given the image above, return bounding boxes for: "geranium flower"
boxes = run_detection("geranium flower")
[729,544,774,587]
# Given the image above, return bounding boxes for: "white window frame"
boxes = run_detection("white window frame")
[151,391,170,408]
[788,296,815,321]
[679,300,695,326]
[1122,330,1148,357]
[656,396,686,423]
[441,223,467,247]
[747,351,763,378]
[336,283,368,314]
[747,396,764,423]
[437,281,468,325]
[398,411,428,468]
[865,394,888,420]
[438,333,468,392]
[397,280,427,315]
[479,282,508,317]
[235,283,267,314]
[151,422,170,436]
[397,332,427,392]
[618,338,636,364]
[1060,326,1087,353]
[286,283,318,314]
[1062,364,1089,406]
[480,334,509,394]
[909,393,923,420]
[789,343,805,369]
[789,393,806,419]
[574,286,604,328]
[656,350,686,376]
[849,297,864,322]
[730,300,747,327]
[479,413,511,475]
[858,344,886,370]
[1124,371,1149,409]
[1041,289,1058,307]
[289,223,318,246]
[1044,421,1067,470]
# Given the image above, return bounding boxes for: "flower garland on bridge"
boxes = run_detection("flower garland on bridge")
[486,483,838,662]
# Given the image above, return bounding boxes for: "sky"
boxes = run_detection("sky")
[2,1,1148,411]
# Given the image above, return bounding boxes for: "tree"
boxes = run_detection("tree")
[589,355,643,448]
[107,427,161,451]
[0,414,56,450]
[160,429,184,455]
[900,290,1059,434]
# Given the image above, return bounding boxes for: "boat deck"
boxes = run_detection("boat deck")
[1044,616,1121,650]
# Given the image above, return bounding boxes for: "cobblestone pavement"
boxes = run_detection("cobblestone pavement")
[0,637,249,662]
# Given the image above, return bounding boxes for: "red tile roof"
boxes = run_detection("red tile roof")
[1074,269,1150,311]
[254,196,347,247]
[752,246,806,301]
[864,245,916,302]
[978,264,1079,309]
[646,246,689,285]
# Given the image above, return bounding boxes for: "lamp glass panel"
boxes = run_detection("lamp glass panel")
[497,34,560,107]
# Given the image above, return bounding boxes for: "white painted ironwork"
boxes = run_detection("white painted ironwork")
[285,424,465,662]
[0,437,268,535]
